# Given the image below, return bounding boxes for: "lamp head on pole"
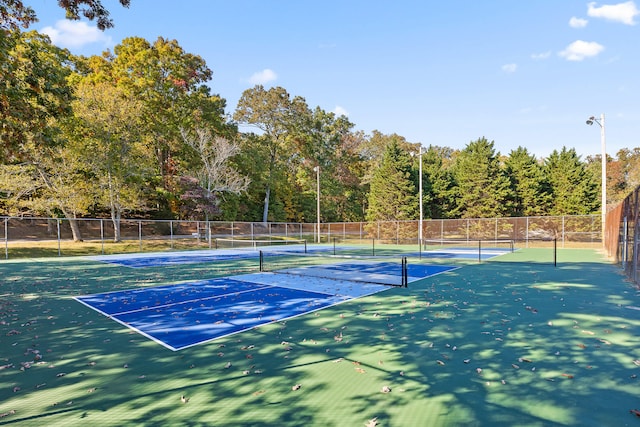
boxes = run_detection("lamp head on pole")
[585,115,603,128]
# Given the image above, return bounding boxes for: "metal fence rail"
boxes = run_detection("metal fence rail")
[1,215,601,259]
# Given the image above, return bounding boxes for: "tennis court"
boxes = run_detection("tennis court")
[2,245,640,426]
[85,241,317,268]
[76,252,457,350]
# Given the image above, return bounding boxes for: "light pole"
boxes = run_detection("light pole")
[586,114,606,247]
[313,166,320,243]
[412,146,426,249]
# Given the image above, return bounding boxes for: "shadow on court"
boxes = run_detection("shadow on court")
[0,248,638,426]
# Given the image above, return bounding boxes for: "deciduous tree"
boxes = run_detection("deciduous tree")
[179,128,249,220]
[233,85,311,222]
[68,80,149,242]
[0,0,130,31]
[0,31,73,162]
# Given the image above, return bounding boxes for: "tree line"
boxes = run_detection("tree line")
[2,2,640,241]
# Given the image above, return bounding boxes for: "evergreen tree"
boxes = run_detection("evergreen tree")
[544,147,598,215]
[366,140,417,222]
[504,147,551,216]
[421,145,456,219]
[450,137,513,218]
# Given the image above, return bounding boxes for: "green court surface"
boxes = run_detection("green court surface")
[1,248,640,426]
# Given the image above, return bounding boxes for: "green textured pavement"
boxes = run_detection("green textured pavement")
[1,247,639,426]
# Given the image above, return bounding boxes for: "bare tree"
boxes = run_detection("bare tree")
[180,128,250,219]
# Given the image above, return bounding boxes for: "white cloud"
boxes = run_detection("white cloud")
[531,51,551,60]
[569,16,589,27]
[334,105,349,116]
[558,40,605,61]
[587,1,639,25]
[501,63,517,73]
[41,20,111,49]
[248,69,278,85]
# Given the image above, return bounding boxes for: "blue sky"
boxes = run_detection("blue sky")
[30,0,640,159]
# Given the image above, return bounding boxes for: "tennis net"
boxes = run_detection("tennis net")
[259,250,408,287]
[421,238,515,262]
[423,239,514,252]
[215,238,307,252]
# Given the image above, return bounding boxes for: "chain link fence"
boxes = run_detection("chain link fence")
[1,215,601,259]
[606,186,640,285]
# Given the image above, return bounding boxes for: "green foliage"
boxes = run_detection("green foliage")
[366,139,417,222]
[67,80,150,240]
[504,146,551,216]
[0,30,73,162]
[58,0,131,30]
[544,147,598,215]
[450,137,513,218]
[0,14,633,224]
[0,0,130,31]
[420,145,456,219]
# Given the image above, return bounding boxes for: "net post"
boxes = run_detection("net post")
[402,256,408,287]
[215,238,218,250]
[478,240,481,263]
[372,239,375,256]
[554,238,557,267]
[259,250,264,272]
[333,237,336,255]
[304,240,307,254]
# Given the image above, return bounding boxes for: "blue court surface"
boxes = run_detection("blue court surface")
[75,263,457,351]
[87,245,329,268]
[414,247,515,260]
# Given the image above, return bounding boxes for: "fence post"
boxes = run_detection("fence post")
[466,219,470,241]
[396,221,399,245]
[623,216,628,268]
[169,220,174,249]
[57,219,61,256]
[4,218,8,260]
[100,219,105,255]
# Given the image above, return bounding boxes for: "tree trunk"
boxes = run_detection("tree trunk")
[111,204,121,243]
[262,185,270,223]
[60,209,83,242]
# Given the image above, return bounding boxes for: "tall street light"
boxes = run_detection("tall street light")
[585,113,606,247]
[313,166,320,243]
[412,146,426,249]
